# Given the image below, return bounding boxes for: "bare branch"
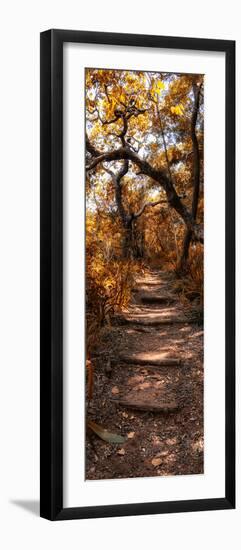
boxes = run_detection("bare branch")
[86,134,100,158]
[134,199,166,219]
[104,84,111,103]
[102,116,120,125]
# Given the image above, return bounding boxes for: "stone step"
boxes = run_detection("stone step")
[140,294,176,305]
[134,280,164,287]
[110,397,179,413]
[119,353,181,367]
[133,287,169,297]
[116,315,187,326]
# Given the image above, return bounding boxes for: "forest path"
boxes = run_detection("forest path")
[111,269,188,413]
[86,268,204,480]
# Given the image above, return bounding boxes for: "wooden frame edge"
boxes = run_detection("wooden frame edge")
[40,29,235,521]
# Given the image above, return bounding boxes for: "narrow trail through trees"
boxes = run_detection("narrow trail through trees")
[111,270,187,412]
[86,268,204,480]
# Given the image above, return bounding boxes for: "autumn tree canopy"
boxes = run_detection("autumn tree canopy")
[86,69,204,253]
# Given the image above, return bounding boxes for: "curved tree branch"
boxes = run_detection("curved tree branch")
[86,139,203,242]
[133,199,166,219]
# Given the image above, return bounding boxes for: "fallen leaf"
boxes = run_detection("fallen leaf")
[139,382,151,390]
[127,375,144,386]
[159,450,169,457]
[127,431,135,439]
[88,420,126,444]
[111,386,119,395]
[152,435,162,446]
[166,437,177,445]
[117,448,125,456]
[151,457,162,467]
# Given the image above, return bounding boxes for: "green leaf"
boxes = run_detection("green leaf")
[88,420,126,444]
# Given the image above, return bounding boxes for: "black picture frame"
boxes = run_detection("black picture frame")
[40,29,235,521]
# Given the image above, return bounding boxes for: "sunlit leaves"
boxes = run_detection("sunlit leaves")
[170,103,185,116]
[152,79,165,96]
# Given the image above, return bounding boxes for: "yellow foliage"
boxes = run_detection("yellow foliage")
[86,211,143,355]
[152,79,165,96]
[170,103,185,116]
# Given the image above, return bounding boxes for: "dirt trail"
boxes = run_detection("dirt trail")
[86,269,204,480]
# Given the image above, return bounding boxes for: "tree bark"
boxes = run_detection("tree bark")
[104,164,168,258]
[179,81,202,271]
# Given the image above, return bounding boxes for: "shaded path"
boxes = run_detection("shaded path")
[86,269,204,479]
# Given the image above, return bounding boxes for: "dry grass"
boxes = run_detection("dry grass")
[86,254,143,354]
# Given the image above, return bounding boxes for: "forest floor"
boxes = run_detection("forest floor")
[86,268,204,480]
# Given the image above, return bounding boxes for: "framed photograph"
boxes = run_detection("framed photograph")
[40,29,235,520]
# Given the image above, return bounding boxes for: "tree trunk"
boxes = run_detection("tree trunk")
[122,218,142,259]
[122,221,133,258]
[179,230,192,270]
[179,81,202,271]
